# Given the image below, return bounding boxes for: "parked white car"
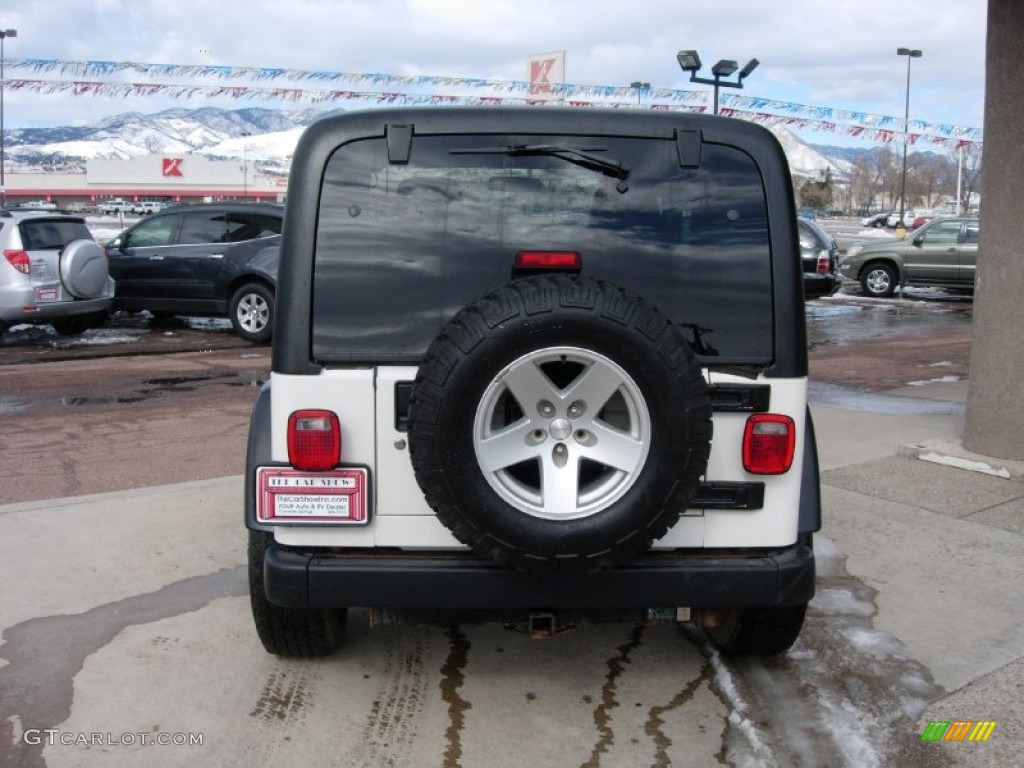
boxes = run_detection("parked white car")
[130,201,165,215]
[19,200,58,210]
[887,210,916,228]
[98,199,133,215]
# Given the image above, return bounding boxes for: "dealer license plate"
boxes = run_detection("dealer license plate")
[34,285,62,303]
[256,467,369,524]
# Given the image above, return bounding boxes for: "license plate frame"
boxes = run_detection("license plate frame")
[256,466,370,525]
[34,285,62,303]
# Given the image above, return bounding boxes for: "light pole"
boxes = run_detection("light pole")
[1,28,17,208]
[630,81,650,107]
[677,50,758,115]
[896,47,922,234]
[240,131,251,200]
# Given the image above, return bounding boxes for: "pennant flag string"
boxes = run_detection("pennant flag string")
[5,69,982,148]
[5,58,707,104]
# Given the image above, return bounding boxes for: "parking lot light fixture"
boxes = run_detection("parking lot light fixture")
[677,49,758,115]
[630,81,650,107]
[1,28,17,207]
[240,131,251,200]
[676,50,701,72]
[896,47,922,235]
[711,60,738,78]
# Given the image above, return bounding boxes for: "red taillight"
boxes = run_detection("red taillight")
[4,250,31,275]
[287,410,341,471]
[816,250,831,275]
[515,250,582,270]
[742,414,796,475]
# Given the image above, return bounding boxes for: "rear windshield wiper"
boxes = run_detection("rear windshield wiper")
[451,145,631,184]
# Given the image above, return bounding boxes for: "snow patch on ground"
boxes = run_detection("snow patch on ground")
[708,648,778,767]
[816,692,884,768]
[840,626,914,661]
[805,303,864,319]
[63,331,141,346]
[917,452,1012,478]
[811,588,875,618]
[907,375,961,386]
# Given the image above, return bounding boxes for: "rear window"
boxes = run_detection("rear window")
[18,219,92,250]
[313,133,772,364]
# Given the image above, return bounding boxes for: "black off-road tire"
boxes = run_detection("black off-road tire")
[705,603,808,656]
[408,275,712,573]
[248,530,346,657]
[51,311,106,336]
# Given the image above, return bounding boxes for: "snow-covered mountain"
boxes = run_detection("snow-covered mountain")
[6,107,324,163]
[768,125,855,180]
[7,106,855,177]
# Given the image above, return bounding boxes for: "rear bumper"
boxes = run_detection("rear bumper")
[263,541,815,610]
[0,290,112,323]
[803,273,840,298]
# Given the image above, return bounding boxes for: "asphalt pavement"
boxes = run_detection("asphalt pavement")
[0,374,1021,766]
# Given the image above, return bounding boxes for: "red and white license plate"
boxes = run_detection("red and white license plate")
[256,467,369,524]
[34,285,61,303]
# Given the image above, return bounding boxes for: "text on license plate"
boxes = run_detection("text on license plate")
[35,286,61,303]
[256,467,369,524]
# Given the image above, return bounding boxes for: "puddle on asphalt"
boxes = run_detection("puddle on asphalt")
[56,372,266,408]
[808,380,964,415]
[806,298,971,350]
[0,396,28,414]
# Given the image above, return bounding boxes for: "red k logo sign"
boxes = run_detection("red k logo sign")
[530,59,555,94]
[163,158,183,177]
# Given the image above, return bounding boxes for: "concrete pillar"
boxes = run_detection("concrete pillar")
[964,0,1024,459]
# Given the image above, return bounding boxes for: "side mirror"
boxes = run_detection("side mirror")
[912,235,925,246]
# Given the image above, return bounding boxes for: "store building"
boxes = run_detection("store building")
[2,155,287,208]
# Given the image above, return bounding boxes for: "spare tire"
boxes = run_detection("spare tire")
[59,240,109,299]
[408,275,712,573]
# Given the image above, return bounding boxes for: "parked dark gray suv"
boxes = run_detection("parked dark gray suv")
[245,107,821,659]
[105,202,282,341]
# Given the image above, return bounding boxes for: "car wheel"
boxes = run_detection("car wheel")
[408,275,713,574]
[230,282,274,343]
[705,603,808,656]
[860,262,897,298]
[51,311,106,336]
[248,531,346,658]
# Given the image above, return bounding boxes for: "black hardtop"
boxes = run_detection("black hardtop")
[273,106,806,377]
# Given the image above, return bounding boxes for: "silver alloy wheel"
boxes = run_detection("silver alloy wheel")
[236,292,270,333]
[473,346,651,521]
[864,267,893,295]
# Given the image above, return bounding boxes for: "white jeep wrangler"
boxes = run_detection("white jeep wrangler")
[245,107,820,657]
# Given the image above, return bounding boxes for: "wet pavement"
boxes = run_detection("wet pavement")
[806,293,972,350]
[2,281,1020,766]
[5,391,1018,767]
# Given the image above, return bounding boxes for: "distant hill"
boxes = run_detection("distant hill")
[6,107,324,164]
[6,105,924,176]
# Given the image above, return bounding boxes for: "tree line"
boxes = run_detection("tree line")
[797,144,982,215]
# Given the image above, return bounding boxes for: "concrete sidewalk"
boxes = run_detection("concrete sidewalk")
[0,377,1020,766]
[812,377,1024,766]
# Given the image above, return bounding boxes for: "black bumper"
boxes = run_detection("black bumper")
[263,542,815,610]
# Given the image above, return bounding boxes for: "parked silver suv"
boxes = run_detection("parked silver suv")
[0,210,113,335]
[841,216,979,297]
